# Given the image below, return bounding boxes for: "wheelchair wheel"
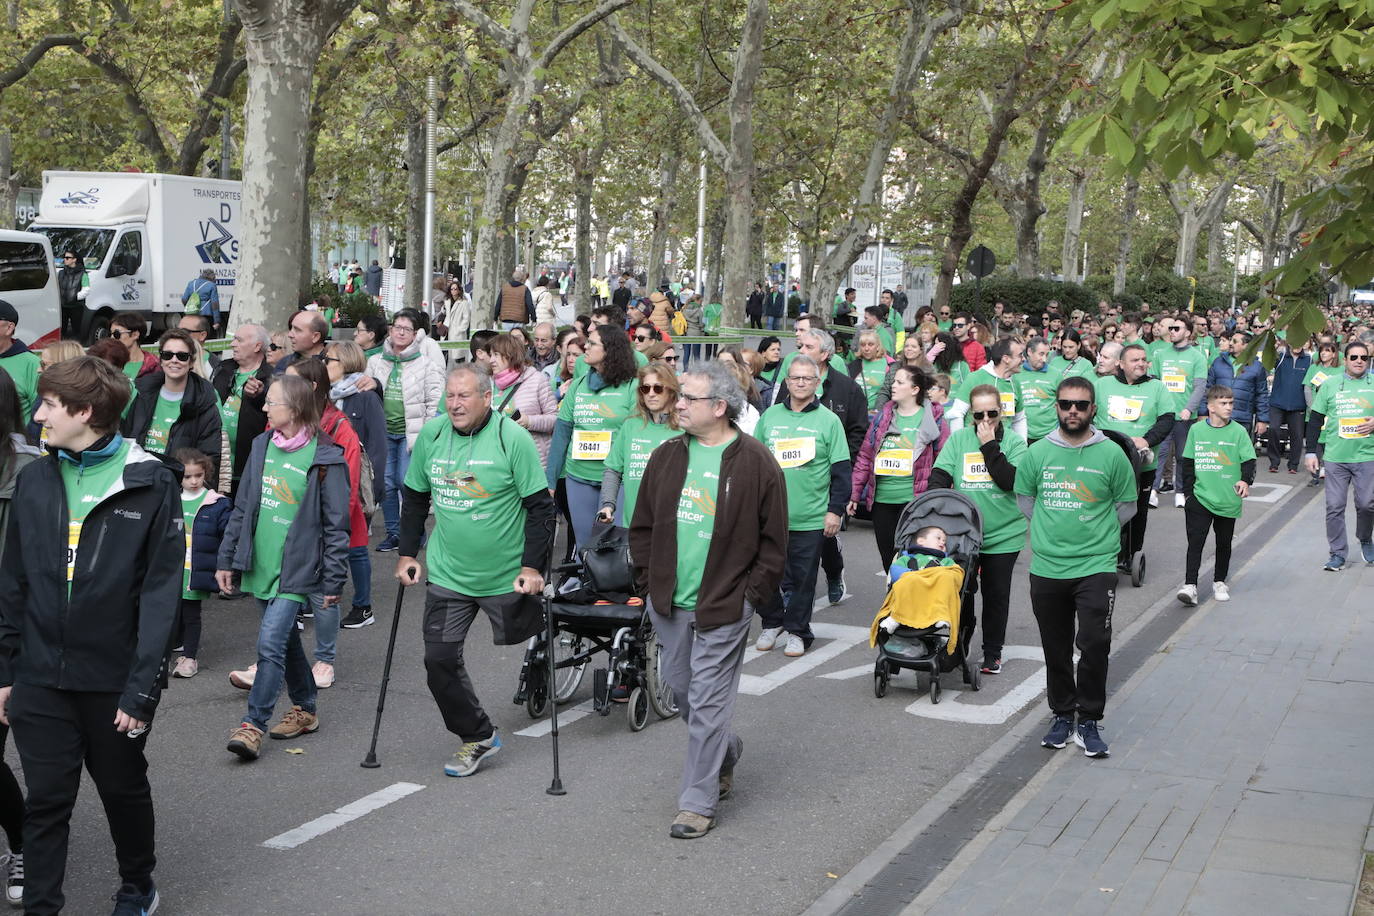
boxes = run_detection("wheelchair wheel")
[552,634,587,703]
[1131,551,1146,588]
[646,639,679,720]
[525,680,548,718]
[874,659,890,698]
[626,686,650,731]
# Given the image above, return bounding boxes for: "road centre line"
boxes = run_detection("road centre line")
[261,782,426,850]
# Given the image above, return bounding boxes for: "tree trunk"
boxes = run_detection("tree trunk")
[1113,175,1138,296]
[572,159,593,310]
[1013,206,1041,278]
[1060,168,1087,282]
[405,118,426,310]
[646,146,682,290]
[706,202,726,304]
[1206,217,1227,275]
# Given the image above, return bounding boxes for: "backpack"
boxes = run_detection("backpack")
[670,308,687,336]
[326,413,377,516]
[345,276,357,294]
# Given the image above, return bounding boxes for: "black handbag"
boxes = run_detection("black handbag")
[581,523,635,599]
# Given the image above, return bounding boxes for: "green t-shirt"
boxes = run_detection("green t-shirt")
[1146,339,1169,364]
[856,359,889,411]
[383,362,406,434]
[143,389,183,454]
[60,440,131,595]
[933,426,1028,555]
[241,438,317,603]
[1309,373,1374,464]
[219,369,254,477]
[0,349,39,421]
[1048,355,1093,381]
[604,416,682,522]
[181,489,210,600]
[755,401,848,531]
[405,413,547,597]
[1184,420,1256,518]
[122,360,141,384]
[876,324,896,356]
[1197,335,1218,363]
[951,365,1019,426]
[1092,374,1170,471]
[557,376,637,484]
[1150,345,1208,414]
[1014,368,1060,440]
[938,320,952,333]
[1014,435,1135,578]
[1304,363,1338,435]
[672,435,733,608]
[873,408,925,505]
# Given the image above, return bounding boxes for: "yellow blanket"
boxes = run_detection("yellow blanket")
[870,565,966,654]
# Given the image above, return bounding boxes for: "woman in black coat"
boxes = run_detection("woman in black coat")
[121,329,222,475]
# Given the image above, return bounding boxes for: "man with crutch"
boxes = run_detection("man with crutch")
[395,364,555,777]
[631,361,788,838]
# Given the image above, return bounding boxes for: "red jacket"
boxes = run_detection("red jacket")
[322,406,367,548]
[135,349,161,378]
[961,338,987,371]
[850,400,949,510]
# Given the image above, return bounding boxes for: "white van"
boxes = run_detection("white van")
[0,229,60,349]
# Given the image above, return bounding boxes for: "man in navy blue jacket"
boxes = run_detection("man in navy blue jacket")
[1206,330,1270,435]
[1267,340,1311,473]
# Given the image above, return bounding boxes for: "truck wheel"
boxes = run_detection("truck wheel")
[83,312,113,346]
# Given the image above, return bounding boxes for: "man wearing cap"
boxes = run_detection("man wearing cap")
[0,301,40,421]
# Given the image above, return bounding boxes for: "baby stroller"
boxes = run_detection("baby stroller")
[1104,428,1148,588]
[513,525,678,731]
[872,490,983,704]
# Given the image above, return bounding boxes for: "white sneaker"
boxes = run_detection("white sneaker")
[1213,581,1230,601]
[755,627,783,652]
[172,656,198,678]
[1148,490,1159,508]
[1177,584,1198,606]
[228,663,256,690]
[312,661,335,689]
[1174,492,1186,508]
[5,850,21,905]
[783,634,806,657]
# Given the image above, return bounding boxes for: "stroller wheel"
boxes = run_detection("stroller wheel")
[930,675,942,705]
[626,686,650,732]
[971,667,982,692]
[874,659,890,698]
[1131,552,1146,588]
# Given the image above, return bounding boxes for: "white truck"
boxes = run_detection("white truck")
[30,171,241,342]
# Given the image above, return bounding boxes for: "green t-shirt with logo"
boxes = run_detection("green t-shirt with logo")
[219,369,253,476]
[1310,373,1374,464]
[604,416,682,522]
[857,359,889,411]
[241,438,317,603]
[143,389,182,454]
[60,440,131,595]
[1014,435,1135,578]
[1092,374,1170,471]
[0,349,39,421]
[180,489,210,600]
[951,365,1019,426]
[872,408,925,505]
[383,363,406,434]
[1303,363,1337,436]
[934,426,1028,555]
[557,376,637,484]
[1150,345,1209,414]
[875,324,896,356]
[1048,355,1093,381]
[1014,368,1059,440]
[672,435,733,608]
[755,401,848,531]
[405,413,547,597]
[1184,420,1256,518]
[1197,335,1218,363]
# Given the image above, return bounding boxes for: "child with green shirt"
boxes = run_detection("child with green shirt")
[887,526,956,584]
[170,449,231,680]
[1177,385,1256,606]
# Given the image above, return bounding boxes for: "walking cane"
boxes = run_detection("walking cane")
[360,583,408,769]
[545,515,566,795]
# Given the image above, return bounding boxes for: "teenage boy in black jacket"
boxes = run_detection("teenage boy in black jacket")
[0,356,182,915]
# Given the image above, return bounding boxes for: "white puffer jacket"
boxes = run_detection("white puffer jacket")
[366,337,446,449]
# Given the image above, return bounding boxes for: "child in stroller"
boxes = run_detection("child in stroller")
[888,525,957,584]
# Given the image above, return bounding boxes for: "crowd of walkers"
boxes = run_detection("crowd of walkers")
[0,285,1368,908]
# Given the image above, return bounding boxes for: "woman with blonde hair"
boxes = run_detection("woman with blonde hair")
[597,361,682,524]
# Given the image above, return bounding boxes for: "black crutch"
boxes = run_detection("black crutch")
[543,514,568,795]
[361,583,408,768]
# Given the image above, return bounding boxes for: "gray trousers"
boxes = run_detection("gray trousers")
[654,601,752,818]
[1324,460,1374,558]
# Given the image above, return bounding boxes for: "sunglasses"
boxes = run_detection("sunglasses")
[1350,354,1370,361]
[639,383,668,395]
[952,322,966,329]
[663,355,679,363]
[971,410,1000,421]
[159,349,192,363]
[1057,398,1092,412]
[634,335,650,342]
[268,344,282,351]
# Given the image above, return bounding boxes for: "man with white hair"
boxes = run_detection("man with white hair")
[211,323,273,497]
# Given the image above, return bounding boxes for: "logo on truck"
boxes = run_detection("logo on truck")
[196,217,236,265]
[121,281,140,302]
[59,188,100,206]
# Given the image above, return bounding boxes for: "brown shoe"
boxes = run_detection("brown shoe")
[268,706,319,740]
[227,722,264,760]
[719,737,742,800]
[669,810,715,839]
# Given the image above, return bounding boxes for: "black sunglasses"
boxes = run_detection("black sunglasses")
[971,409,1001,421]
[159,349,193,363]
[268,343,282,351]
[1057,398,1091,412]
[639,383,667,395]
[634,334,650,342]
[1349,353,1370,361]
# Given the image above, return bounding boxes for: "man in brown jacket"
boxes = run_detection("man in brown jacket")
[631,361,788,839]
[493,268,535,329]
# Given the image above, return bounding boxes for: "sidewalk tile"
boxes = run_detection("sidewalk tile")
[1182,868,1352,915]
[1207,836,1355,883]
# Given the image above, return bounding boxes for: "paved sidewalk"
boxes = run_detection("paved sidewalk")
[910,494,1374,915]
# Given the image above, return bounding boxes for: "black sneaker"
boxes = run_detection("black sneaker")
[1041,714,1073,749]
[376,535,400,552]
[110,881,158,915]
[980,656,1002,675]
[1074,719,1109,757]
[341,606,375,629]
[1158,482,1174,493]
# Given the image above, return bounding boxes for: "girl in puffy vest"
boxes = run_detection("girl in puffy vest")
[171,448,232,679]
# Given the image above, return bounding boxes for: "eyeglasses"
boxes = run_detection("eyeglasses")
[971,410,1001,420]
[321,355,340,363]
[264,398,286,408]
[159,350,192,363]
[679,394,719,404]
[788,375,819,383]
[268,344,282,351]
[639,383,667,395]
[1056,398,1092,412]
[392,325,415,333]
[110,329,130,340]
[1349,354,1370,361]
[951,322,966,329]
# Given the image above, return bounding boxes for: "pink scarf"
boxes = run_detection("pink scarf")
[271,427,313,452]
[493,368,520,390]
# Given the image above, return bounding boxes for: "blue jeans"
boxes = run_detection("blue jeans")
[348,544,372,607]
[766,315,781,330]
[382,433,412,538]
[247,596,316,731]
[1152,418,1192,490]
[681,343,700,368]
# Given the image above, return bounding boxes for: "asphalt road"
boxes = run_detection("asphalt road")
[31,471,1312,915]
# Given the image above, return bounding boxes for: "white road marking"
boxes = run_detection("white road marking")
[1246,482,1293,504]
[819,663,878,681]
[514,699,597,738]
[902,645,1048,725]
[262,782,425,850]
[738,623,871,695]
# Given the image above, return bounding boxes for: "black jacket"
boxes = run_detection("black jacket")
[57,264,86,308]
[121,371,222,477]
[819,369,870,461]
[0,441,183,721]
[336,390,386,506]
[211,358,272,493]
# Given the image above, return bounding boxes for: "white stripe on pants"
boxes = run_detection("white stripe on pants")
[653,600,751,818]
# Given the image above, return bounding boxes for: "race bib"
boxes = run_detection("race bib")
[874,448,913,476]
[1338,417,1371,440]
[185,530,194,572]
[962,451,992,484]
[571,429,613,459]
[1000,390,1016,415]
[1163,372,1186,393]
[1311,371,1330,387]
[772,436,816,469]
[1107,395,1144,422]
[67,521,80,583]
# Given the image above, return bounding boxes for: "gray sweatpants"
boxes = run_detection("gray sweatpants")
[653,601,752,818]
[1324,460,1374,558]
